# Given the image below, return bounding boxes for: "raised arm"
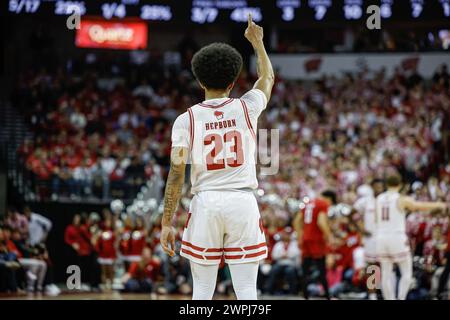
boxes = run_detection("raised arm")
[245,14,274,102]
[399,196,447,212]
[161,146,188,256]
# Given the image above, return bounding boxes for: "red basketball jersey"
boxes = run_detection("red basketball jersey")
[301,198,330,242]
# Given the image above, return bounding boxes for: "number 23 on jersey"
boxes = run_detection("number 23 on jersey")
[204,130,244,171]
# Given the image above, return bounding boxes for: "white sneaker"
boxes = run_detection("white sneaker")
[45,285,60,296]
[50,284,61,294]
[81,284,91,291]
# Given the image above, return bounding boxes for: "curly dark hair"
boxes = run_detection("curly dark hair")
[191,42,243,90]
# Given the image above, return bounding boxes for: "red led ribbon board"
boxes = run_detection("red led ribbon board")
[76,19,148,50]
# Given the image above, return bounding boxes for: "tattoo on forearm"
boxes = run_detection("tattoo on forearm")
[255,51,261,76]
[162,160,185,226]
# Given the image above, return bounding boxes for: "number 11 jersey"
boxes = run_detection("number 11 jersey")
[375,190,406,235]
[171,89,267,194]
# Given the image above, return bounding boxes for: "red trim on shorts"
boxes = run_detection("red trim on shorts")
[240,99,256,141]
[244,249,267,259]
[181,248,203,260]
[224,254,244,259]
[224,247,243,252]
[205,255,223,260]
[181,240,204,251]
[243,242,266,251]
[225,249,267,260]
[199,98,234,109]
[187,108,194,151]
[224,242,267,252]
[181,241,222,253]
[181,248,222,260]
[181,240,207,252]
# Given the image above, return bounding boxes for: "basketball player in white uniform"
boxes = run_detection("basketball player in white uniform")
[354,179,384,265]
[353,179,384,299]
[160,15,274,300]
[375,174,447,300]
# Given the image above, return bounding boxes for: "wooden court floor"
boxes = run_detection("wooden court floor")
[0,292,301,300]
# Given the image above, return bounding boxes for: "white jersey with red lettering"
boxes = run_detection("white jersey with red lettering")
[354,195,377,262]
[375,190,406,235]
[171,88,267,194]
[171,88,269,265]
[375,190,410,262]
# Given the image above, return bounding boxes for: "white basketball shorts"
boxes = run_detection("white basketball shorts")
[375,232,411,263]
[180,190,267,265]
[363,236,378,263]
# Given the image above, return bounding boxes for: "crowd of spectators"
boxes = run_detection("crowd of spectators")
[3,184,449,298]
[12,54,450,203]
[61,209,192,295]
[278,28,450,53]
[0,206,60,295]
[6,48,450,298]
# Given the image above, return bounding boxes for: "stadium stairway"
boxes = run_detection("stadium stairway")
[0,103,33,201]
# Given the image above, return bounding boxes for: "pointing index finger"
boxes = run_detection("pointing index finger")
[248,13,252,26]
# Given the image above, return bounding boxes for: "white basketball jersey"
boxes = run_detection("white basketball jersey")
[171,89,267,194]
[375,190,406,234]
[354,195,376,236]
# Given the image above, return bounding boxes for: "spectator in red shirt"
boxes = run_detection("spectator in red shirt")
[335,223,361,271]
[64,214,100,291]
[0,226,22,293]
[121,247,160,293]
[4,226,47,293]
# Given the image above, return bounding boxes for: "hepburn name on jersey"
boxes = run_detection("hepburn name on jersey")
[205,118,237,131]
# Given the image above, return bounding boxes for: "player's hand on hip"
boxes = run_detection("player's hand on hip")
[245,14,263,47]
[161,225,176,257]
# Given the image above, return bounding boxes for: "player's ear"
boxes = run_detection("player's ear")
[226,82,235,92]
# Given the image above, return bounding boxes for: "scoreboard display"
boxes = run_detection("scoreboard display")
[5,0,450,23]
[7,0,175,21]
[190,0,263,24]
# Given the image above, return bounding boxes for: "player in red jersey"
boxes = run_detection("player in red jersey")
[293,190,336,299]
